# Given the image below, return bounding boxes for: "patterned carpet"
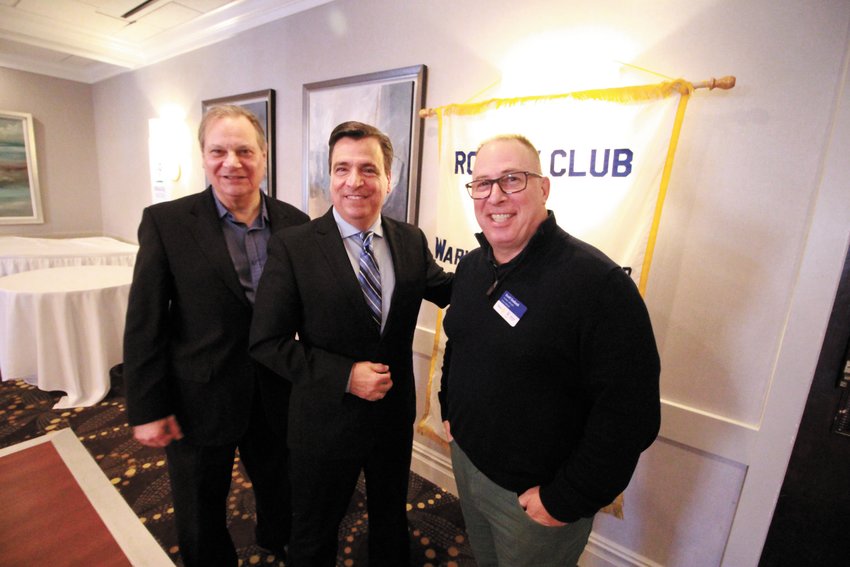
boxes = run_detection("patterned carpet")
[0,379,475,566]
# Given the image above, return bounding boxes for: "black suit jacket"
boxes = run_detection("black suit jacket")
[123,187,309,445]
[249,209,452,459]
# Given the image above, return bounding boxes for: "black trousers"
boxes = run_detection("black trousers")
[164,397,291,567]
[288,424,414,567]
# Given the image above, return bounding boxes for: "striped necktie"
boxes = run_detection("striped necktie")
[356,231,382,327]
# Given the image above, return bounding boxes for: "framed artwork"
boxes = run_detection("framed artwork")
[0,110,43,224]
[303,65,427,223]
[202,89,276,197]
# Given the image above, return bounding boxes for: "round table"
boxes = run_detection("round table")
[0,265,134,409]
[0,236,138,277]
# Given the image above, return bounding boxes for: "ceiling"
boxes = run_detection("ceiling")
[0,0,332,84]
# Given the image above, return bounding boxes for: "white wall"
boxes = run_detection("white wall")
[83,0,850,564]
[0,67,101,237]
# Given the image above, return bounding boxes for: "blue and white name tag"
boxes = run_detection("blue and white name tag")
[493,290,527,327]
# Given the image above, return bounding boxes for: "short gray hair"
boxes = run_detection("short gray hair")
[476,134,542,173]
[198,105,267,153]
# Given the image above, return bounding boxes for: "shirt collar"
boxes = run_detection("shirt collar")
[212,190,269,227]
[332,208,383,240]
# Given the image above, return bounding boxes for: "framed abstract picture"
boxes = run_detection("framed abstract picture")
[202,89,276,197]
[0,110,43,224]
[303,65,427,223]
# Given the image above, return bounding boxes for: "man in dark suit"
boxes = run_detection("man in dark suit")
[250,121,452,567]
[123,105,309,567]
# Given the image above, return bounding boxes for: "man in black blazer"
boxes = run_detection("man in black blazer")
[250,121,452,566]
[123,105,309,567]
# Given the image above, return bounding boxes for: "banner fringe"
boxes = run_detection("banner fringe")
[416,309,447,447]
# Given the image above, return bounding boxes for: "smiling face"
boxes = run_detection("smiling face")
[201,115,267,210]
[329,136,392,231]
[472,137,550,264]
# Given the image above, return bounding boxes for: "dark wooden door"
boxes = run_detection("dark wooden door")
[760,243,850,566]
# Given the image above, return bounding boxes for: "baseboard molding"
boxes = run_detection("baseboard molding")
[580,532,663,567]
[410,439,457,495]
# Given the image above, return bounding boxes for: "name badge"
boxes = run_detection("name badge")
[493,290,527,327]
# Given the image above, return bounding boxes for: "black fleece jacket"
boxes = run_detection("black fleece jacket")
[440,212,661,522]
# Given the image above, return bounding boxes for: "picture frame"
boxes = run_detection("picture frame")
[0,110,43,224]
[303,65,427,223]
[202,89,276,197]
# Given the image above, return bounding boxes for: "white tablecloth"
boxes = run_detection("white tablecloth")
[0,265,134,409]
[0,236,139,277]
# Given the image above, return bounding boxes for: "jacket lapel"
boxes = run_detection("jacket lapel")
[315,209,381,335]
[188,188,249,306]
[266,194,294,234]
[381,218,406,324]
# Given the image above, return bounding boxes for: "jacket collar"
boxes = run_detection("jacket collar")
[475,210,558,267]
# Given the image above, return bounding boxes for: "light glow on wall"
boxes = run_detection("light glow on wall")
[148,104,190,203]
[493,28,656,237]
[498,28,641,97]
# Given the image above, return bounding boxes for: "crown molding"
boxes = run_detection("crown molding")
[0,0,333,84]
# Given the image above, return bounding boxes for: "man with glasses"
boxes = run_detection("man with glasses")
[439,134,661,566]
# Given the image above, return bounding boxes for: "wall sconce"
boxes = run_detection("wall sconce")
[148,106,190,203]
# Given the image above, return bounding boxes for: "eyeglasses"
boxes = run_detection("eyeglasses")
[464,171,544,199]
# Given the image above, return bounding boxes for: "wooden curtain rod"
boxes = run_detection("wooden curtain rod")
[418,75,736,118]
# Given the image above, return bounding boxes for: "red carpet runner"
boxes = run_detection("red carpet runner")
[0,439,130,565]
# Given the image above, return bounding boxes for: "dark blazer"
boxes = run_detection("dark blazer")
[249,209,452,459]
[123,187,309,445]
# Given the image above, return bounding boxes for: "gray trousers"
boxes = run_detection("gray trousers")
[451,441,594,567]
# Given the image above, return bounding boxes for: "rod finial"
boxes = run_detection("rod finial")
[708,76,736,90]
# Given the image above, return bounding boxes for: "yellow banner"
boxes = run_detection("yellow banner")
[429,81,691,289]
[417,83,691,518]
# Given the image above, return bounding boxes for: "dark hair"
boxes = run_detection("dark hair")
[198,105,266,153]
[327,121,393,176]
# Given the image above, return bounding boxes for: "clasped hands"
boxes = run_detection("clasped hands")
[349,361,392,402]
